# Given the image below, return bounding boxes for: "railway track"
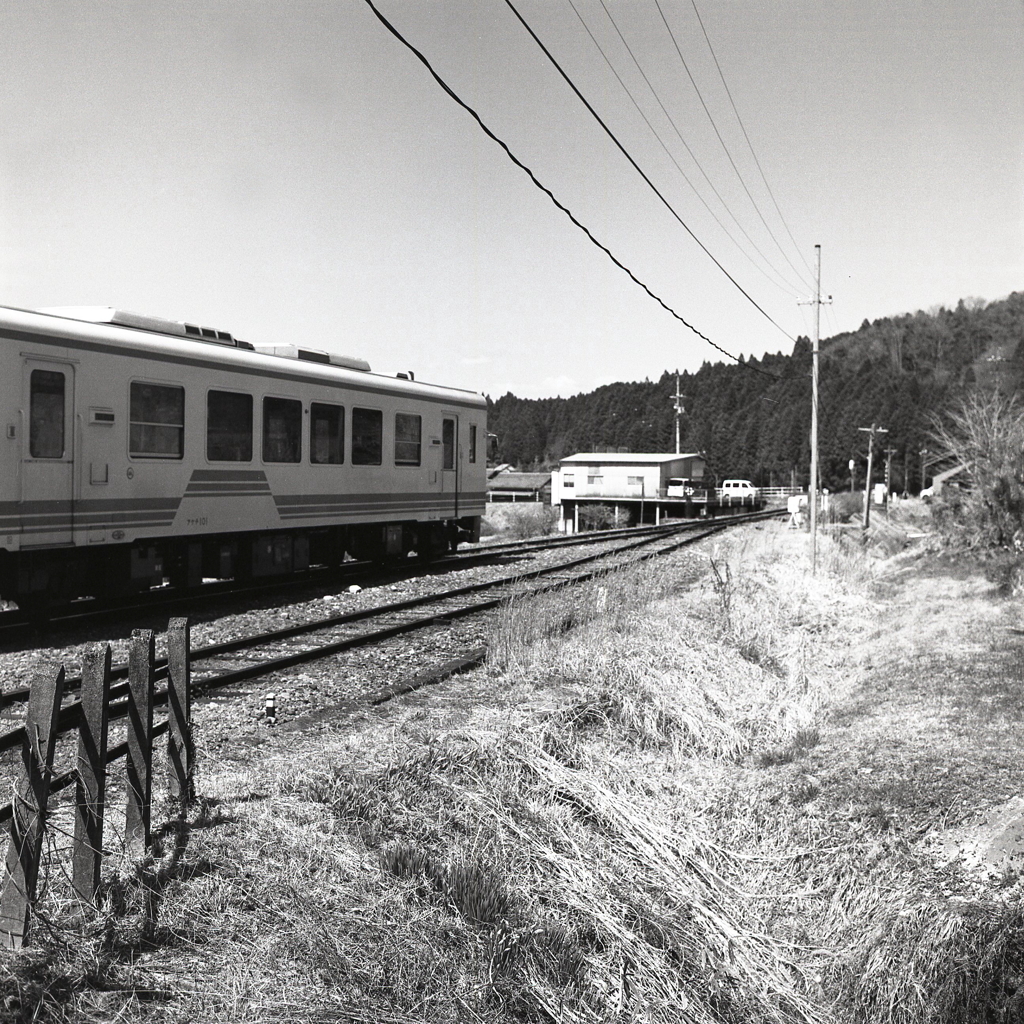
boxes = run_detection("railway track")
[0,508,783,826]
[0,514,750,641]
[169,517,736,700]
[0,509,781,743]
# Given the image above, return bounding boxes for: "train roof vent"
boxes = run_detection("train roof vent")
[37,306,242,347]
[254,344,371,372]
[184,323,234,345]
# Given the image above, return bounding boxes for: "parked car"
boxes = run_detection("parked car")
[666,477,697,497]
[720,479,758,499]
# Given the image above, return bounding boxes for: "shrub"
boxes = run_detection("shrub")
[824,491,863,523]
[501,505,559,540]
[577,503,618,531]
[930,391,1024,551]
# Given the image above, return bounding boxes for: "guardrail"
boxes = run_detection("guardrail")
[0,619,193,949]
[757,487,804,499]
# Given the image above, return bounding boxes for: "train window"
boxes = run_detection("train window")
[352,407,382,465]
[129,382,184,458]
[262,396,302,463]
[310,402,344,464]
[29,369,64,458]
[394,413,422,466]
[469,424,477,464]
[442,418,455,470]
[207,390,253,461]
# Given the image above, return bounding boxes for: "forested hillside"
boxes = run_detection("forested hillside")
[488,292,1024,492]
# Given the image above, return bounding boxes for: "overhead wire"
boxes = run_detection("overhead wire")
[567,0,800,300]
[796,302,814,340]
[689,0,815,281]
[824,302,842,340]
[500,0,795,342]
[362,0,791,378]
[653,0,814,293]
[570,0,804,299]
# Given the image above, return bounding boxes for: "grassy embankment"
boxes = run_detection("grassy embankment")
[4,512,1024,1022]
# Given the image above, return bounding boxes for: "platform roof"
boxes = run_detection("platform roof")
[488,472,552,489]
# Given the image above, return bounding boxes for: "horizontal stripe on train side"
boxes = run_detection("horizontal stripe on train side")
[273,490,487,507]
[188,469,269,482]
[21,521,177,535]
[184,486,272,496]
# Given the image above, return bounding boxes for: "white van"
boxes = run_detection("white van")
[720,479,758,499]
[666,477,697,497]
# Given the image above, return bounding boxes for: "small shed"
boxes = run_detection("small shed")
[487,470,553,503]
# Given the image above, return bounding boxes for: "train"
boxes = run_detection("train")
[0,304,487,607]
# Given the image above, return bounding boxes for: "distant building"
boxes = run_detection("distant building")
[552,452,711,531]
[552,452,706,505]
[487,469,553,503]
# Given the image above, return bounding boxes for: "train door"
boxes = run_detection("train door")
[21,361,75,545]
[440,415,459,515]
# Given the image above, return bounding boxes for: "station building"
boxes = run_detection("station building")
[552,452,715,533]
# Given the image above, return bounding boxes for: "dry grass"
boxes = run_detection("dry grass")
[5,522,1024,1022]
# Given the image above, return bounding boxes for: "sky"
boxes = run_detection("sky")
[0,0,1020,399]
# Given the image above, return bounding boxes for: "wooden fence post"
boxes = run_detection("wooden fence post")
[166,618,193,815]
[0,666,65,949]
[73,645,111,907]
[125,630,154,849]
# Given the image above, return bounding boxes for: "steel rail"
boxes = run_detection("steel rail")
[183,522,727,691]
[0,509,778,710]
[0,519,700,717]
[0,520,726,796]
[0,507,763,635]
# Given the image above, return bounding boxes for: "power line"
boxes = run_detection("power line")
[501,0,795,342]
[654,0,814,293]
[566,0,800,299]
[823,301,841,339]
[361,0,784,377]
[689,0,815,281]
[572,0,804,298]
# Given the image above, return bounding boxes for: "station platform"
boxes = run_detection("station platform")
[558,493,766,533]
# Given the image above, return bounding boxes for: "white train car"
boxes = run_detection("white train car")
[0,305,487,606]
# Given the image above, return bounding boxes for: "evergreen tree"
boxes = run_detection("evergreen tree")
[486,293,1024,491]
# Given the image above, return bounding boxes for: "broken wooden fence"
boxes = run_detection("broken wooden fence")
[0,617,193,949]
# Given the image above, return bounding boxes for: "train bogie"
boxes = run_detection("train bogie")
[0,305,487,606]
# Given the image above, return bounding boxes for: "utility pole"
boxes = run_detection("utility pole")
[919,449,929,494]
[884,448,897,516]
[859,424,889,527]
[798,245,832,570]
[672,374,686,455]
